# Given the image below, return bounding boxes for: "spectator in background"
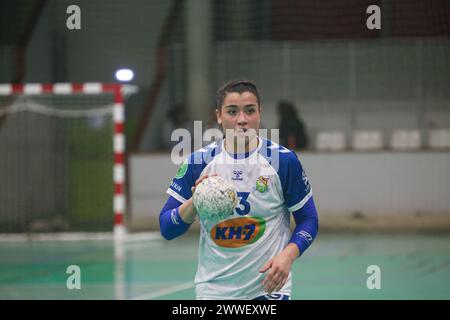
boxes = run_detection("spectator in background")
[277,100,309,150]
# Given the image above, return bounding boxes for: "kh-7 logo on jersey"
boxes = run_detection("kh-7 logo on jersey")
[211,217,266,248]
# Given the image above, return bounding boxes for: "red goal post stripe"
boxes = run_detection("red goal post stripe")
[0,83,127,230]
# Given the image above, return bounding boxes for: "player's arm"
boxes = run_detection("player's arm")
[289,196,319,257]
[280,150,318,256]
[260,196,319,293]
[159,196,191,240]
[260,149,318,293]
[160,174,215,240]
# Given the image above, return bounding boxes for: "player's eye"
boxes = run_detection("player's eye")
[246,108,256,114]
[227,109,237,115]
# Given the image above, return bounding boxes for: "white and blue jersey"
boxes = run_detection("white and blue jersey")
[165,137,313,300]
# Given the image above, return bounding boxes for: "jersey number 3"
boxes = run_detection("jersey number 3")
[235,192,251,216]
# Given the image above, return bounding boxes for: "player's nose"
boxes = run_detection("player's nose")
[236,111,247,124]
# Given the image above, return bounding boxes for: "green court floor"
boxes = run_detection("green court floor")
[0,232,449,299]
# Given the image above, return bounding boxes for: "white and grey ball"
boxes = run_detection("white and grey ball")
[193,176,238,221]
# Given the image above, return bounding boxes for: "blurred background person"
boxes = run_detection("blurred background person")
[277,100,309,151]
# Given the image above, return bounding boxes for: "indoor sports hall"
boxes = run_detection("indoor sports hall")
[0,0,449,300]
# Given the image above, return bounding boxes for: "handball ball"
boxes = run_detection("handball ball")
[193,176,238,221]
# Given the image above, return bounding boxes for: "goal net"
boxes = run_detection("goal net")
[0,83,132,234]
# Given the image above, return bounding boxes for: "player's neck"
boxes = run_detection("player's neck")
[224,136,259,155]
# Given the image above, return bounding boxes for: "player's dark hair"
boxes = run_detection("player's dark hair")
[216,79,261,110]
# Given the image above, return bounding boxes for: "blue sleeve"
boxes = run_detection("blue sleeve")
[159,196,193,240]
[278,151,313,212]
[289,196,319,257]
[167,153,206,203]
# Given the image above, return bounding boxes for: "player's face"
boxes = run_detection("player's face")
[216,91,261,139]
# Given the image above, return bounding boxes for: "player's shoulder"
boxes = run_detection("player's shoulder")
[259,138,301,169]
[186,140,223,167]
[171,141,223,185]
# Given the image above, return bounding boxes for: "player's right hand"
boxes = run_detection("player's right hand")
[182,173,219,222]
[191,173,218,194]
[180,174,218,224]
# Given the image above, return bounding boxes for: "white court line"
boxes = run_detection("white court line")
[131,282,195,300]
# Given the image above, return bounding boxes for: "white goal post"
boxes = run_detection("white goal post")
[0,83,137,240]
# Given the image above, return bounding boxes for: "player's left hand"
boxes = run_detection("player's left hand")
[259,252,295,294]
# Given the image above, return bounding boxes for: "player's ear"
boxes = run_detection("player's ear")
[216,108,222,124]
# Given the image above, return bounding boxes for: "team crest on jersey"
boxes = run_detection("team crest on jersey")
[210,217,266,248]
[255,176,269,193]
